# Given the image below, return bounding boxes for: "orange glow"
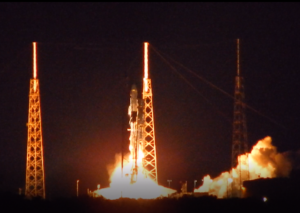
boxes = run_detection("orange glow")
[194,136,292,198]
[93,95,174,199]
[33,42,37,79]
[92,70,169,199]
[143,42,149,92]
[92,152,175,199]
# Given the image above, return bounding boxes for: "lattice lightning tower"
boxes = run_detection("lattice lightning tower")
[142,42,158,183]
[25,42,46,199]
[231,39,248,197]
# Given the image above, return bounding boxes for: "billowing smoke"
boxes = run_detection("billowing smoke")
[195,136,292,198]
[248,136,291,178]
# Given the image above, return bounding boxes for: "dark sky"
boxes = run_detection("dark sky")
[0,2,300,198]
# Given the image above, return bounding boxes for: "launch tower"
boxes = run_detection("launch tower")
[142,42,158,183]
[231,39,248,197]
[25,42,46,199]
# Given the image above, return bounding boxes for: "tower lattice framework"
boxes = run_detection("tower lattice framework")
[231,39,248,197]
[25,42,45,199]
[142,42,158,183]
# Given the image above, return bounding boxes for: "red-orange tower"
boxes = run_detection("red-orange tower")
[142,42,158,183]
[25,42,45,199]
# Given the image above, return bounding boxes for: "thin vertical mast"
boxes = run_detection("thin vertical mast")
[33,42,37,79]
[237,39,240,77]
[144,42,149,92]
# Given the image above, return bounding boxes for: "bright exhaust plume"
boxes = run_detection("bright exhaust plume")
[93,152,175,199]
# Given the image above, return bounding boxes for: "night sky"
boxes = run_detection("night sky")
[0,2,300,198]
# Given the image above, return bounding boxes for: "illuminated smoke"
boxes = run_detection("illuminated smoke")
[195,136,292,198]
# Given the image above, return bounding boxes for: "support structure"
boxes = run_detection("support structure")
[25,42,46,199]
[142,42,158,183]
[231,39,248,197]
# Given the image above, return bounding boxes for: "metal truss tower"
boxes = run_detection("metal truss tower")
[25,42,46,199]
[231,39,249,197]
[142,42,158,183]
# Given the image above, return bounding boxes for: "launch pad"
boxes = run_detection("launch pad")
[90,42,174,199]
[22,40,293,201]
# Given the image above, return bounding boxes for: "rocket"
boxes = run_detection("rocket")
[129,84,138,123]
[128,84,146,183]
[129,84,139,183]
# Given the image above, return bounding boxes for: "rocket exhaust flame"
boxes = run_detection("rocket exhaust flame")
[94,153,174,199]
[195,136,292,198]
[93,84,175,199]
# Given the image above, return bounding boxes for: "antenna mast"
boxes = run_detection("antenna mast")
[231,39,248,197]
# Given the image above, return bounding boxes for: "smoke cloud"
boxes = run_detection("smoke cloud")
[195,136,292,198]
